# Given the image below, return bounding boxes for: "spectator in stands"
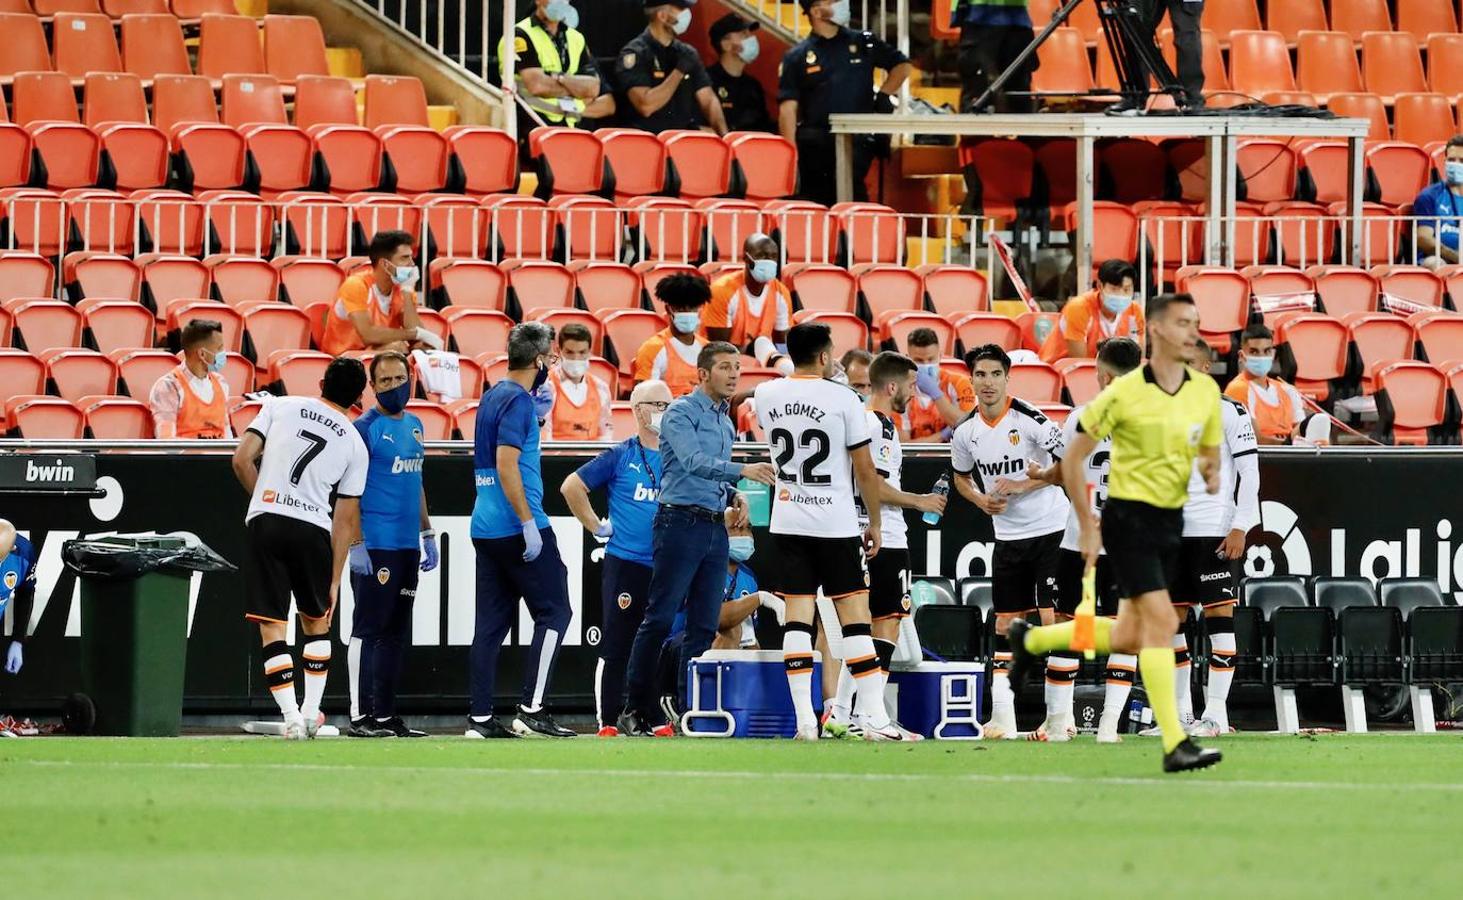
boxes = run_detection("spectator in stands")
[1039,259,1145,363]
[1225,324,1308,446]
[617,1,728,135]
[702,234,790,350]
[841,348,874,401]
[951,0,1035,114]
[149,319,232,440]
[902,327,975,441]
[634,272,712,397]
[779,0,911,205]
[1415,135,1463,269]
[322,231,442,358]
[707,13,774,133]
[508,0,615,137]
[545,323,613,441]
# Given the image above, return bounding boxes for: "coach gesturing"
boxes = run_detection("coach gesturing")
[618,342,776,736]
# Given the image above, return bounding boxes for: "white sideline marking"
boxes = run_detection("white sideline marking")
[13,760,1463,794]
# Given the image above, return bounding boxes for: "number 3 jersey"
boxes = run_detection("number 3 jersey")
[245,397,369,532]
[857,410,908,551]
[951,398,1070,541]
[1059,402,1110,554]
[753,376,871,539]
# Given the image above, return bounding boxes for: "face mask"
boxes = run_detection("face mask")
[728,536,755,562]
[544,0,574,24]
[1102,292,1132,316]
[204,348,226,374]
[392,264,418,287]
[1447,161,1463,185]
[673,311,701,334]
[1244,355,1274,378]
[828,0,851,26]
[377,382,410,414]
[749,257,778,283]
[532,358,551,392]
[672,8,691,35]
[645,411,665,435]
[738,36,760,64]
[560,358,589,379]
[917,362,939,381]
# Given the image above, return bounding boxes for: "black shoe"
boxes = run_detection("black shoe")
[1005,617,1038,688]
[658,695,683,734]
[348,717,388,738]
[375,716,427,738]
[1163,738,1223,773]
[511,705,576,738]
[464,717,519,739]
[617,710,656,737]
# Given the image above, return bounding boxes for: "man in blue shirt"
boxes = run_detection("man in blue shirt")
[1417,135,1463,268]
[618,340,777,735]
[0,520,36,692]
[561,379,673,736]
[467,322,575,739]
[347,352,437,739]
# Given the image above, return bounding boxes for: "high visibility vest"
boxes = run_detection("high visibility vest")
[514,17,588,126]
[171,364,228,439]
[547,367,607,440]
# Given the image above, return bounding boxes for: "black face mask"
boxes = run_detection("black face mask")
[531,358,550,392]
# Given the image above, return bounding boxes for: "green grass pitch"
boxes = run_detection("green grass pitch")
[6,734,1460,898]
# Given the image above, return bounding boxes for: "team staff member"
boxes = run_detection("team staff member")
[634,272,712,397]
[232,359,371,740]
[545,323,612,441]
[322,230,442,358]
[149,319,231,440]
[1225,324,1308,445]
[508,0,614,134]
[619,343,776,736]
[707,13,774,133]
[561,380,674,737]
[952,0,1035,114]
[902,328,975,441]
[617,1,728,135]
[467,323,576,740]
[702,234,790,350]
[1010,293,1225,773]
[1038,260,1145,364]
[841,348,873,401]
[0,520,36,682]
[346,353,437,739]
[779,0,911,206]
[1416,135,1463,267]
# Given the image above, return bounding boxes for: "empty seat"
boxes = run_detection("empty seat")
[0,13,51,85]
[1032,27,1093,94]
[12,71,79,125]
[835,202,903,266]
[1295,31,1365,104]
[43,347,117,400]
[83,71,149,127]
[570,261,640,314]
[200,192,274,257]
[1326,93,1389,142]
[1228,31,1296,98]
[0,349,46,395]
[1241,576,1309,620]
[419,194,490,259]
[80,394,152,438]
[6,396,84,438]
[1313,577,1379,615]
[206,255,278,305]
[1392,92,1456,148]
[429,258,507,311]
[111,347,175,397]
[274,256,344,309]
[119,12,190,80]
[139,252,209,310]
[1179,268,1249,354]
[1361,32,1427,103]
[0,253,55,303]
[1374,360,1449,444]
[548,194,619,261]
[170,0,238,20]
[505,260,575,319]
[1377,576,1445,618]
[196,14,265,82]
[875,310,948,353]
[444,127,517,196]
[268,349,332,397]
[243,303,311,363]
[600,309,668,378]
[792,311,868,355]
[154,75,248,192]
[310,124,385,196]
[276,192,349,258]
[1332,0,1393,43]
[952,312,1021,353]
[1347,311,1416,393]
[660,129,731,200]
[6,298,83,353]
[378,124,449,196]
[529,126,605,196]
[963,139,1035,221]
[1375,264,1444,309]
[262,14,329,85]
[444,308,514,357]
[767,201,838,264]
[919,264,988,317]
[787,264,856,314]
[1365,142,1432,207]
[102,0,170,15]
[600,129,667,200]
[53,12,123,80]
[1415,314,1463,363]
[1394,0,1455,42]
[626,197,701,263]
[856,264,924,323]
[1235,140,1298,203]
[80,298,152,353]
[68,252,140,298]
[484,194,550,259]
[294,75,359,129]
[1268,0,1328,45]
[1426,34,1463,97]
[727,132,796,201]
[363,74,429,128]
[1311,265,1379,317]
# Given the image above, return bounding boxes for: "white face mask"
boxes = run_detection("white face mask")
[672,8,692,35]
[648,411,665,434]
[828,0,851,26]
[391,264,418,287]
[560,358,589,379]
[738,35,760,64]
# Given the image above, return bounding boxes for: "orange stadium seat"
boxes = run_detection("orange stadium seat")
[7,396,84,438]
[199,192,274,256]
[835,202,903,266]
[405,400,452,441]
[206,254,278,305]
[363,74,429,128]
[1374,360,1449,444]
[1366,142,1433,207]
[727,132,796,201]
[608,401,636,440]
[80,298,153,353]
[1063,0,1101,45]
[1392,93,1456,147]
[12,70,79,125]
[1032,28,1093,95]
[570,261,641,314]
[530,127,605,196]
[697,198,761,262]
[1347,311,1417,392]
[444,309,513,357]
[167,299,243,351]
[660,130,731,200]
[599,309,666,379]
[1034,140,1077,221]
[42,348,118,401]
[1309,265,1379,317]
[484,194,550,260]
[102,0,170,16]
[951,312,1020,354]
[267,349,330,396]
[766,201,838,264]
[111,347,177,397]
[854,264,923,322]
[81,395,153,438]
[918,265,988,318]
[243,304,311,363]
[1177,267,1249,354]
[275,192,349,258]
[1295,31,1365,104]
[444,127,517,197]
[378,124,449,196]
[1275,313,1350,399]
[295,75,360,128]
[1057,359,1100,405]
[197,14,265,84]
[626,196,701,262]
[53,12,123,81]
[429,258,507,311]
[877,311,950,353]
[6,298,83,353]
[786,264,856,314]
[139,253,209,311]
[0,13,51,86]
[1008,362,1063,403]
[1375,265,1444,309]
[1361,32,1427,103]
[792,311,869,355]
[1207,0,1262,37]
[0,253,55,303]
[1426,34,1463,97]
[263,14,330,86]
[68,252,141,299]
[1332,0,1393,43]
[1327,92,1390,141]
[1263,202,1335,269]
[1235,140,1298,203]
[1395,0,1456,43]
[600,129,667,200]
[505,260,574,319]
[171,0,239,22]
[120,13,191,80]
[1228,31,1296,99]
[228,397,262,434]
[311,123,386,195]
[1268,0,1328,46]
[154,74,248,192]
[548,194,619,261]
[963,139,1034,221]
[0,349,47,395]
[273,256,343,310]
[83,71,149,126]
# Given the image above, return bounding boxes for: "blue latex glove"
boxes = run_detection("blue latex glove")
[521,520,543,562]
[593,519,614,541]
[533,384,555,424]
[349,542,372,576]
[5,642,21,675]
[420,530,439,572]
[915,364,942,399]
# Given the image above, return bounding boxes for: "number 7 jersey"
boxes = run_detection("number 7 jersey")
[753,375,871,539]
[244,396,369,532]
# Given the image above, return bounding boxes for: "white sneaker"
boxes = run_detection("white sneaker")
[1037,716,1075,743]
[1095,727,1123,744]
[793,724,820,741]
[891,721,925,742]
[282,714,308,741]
[303,710,325,739]
[981,718,1020,740]
[857,717,907,742]
[1137,725,1164,737]
[1186,717,1232,738]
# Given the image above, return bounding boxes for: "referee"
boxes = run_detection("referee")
[1009,293,1224,773]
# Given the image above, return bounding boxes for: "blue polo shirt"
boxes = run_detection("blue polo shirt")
[575,437,662,567]
[1413,181,1463,258]
[0,534,37,618]
[354,408,425,551]
[471,380,549,540]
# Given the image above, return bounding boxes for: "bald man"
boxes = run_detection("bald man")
[703,233,792,351]
[0,520,36,683]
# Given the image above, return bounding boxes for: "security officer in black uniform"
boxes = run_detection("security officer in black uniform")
[616,0,729,135]
[707,13,774,133]
[778,0,911,206]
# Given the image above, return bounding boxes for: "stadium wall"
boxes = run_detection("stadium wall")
[5,447,1463,716]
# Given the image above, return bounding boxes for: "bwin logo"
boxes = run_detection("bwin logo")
[633,484,659,502]
[391,457,424,474]
[977,458,1025,478]
[25,459,75,482]
[1245,500,1312,577]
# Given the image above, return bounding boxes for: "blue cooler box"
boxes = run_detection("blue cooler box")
[887,661,985,740]
[682,650,824,738]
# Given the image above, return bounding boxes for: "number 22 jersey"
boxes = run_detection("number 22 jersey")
[245,397,369,532]
[753,376,870,539]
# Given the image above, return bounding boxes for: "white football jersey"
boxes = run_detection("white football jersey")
[1184,395,1261,538]
[1059,402,1112,554]
[754,376,871,539]
[856,410,908,550]
[245,397,369,532]
[951,398,1070,541]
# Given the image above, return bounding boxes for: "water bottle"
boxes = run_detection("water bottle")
[922,472,951,526]
[738,478,771,528]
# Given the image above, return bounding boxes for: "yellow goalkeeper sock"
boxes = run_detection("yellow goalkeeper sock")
[1024,617,1112,655]
[1139,647,1186,754]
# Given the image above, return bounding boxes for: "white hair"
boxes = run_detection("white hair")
[629,380,671,405]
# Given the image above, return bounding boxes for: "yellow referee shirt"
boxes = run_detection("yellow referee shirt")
[1078,364,1223,510]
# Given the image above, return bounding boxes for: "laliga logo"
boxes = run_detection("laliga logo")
[1244,500,1313,578]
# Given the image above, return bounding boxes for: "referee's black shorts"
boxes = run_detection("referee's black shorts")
[245,513,334,625]
[1100,498,1184,600]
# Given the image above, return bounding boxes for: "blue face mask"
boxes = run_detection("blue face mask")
[377,381,410,414]
[1101,292,1132,316]
[1244,355,1274,378]
[545,0,575,24]
[673,311,701,334]
[1447,161,1463,186]
[738,36,760,64]
[205,348,226,374]
[728,536,755,562]
[749,257,778,283]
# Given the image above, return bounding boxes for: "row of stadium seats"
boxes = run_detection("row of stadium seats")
[0,1,233,20]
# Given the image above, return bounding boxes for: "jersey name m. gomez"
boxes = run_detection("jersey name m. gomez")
[754,376,870,539]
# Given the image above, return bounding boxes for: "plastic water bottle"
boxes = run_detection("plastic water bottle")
[738,478,771,528]
[922,473,951,526]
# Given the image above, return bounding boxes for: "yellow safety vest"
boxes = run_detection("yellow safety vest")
[511,16,588,126]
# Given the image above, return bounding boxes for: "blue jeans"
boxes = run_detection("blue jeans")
[622,507,729,722]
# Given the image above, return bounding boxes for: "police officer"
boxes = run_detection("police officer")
[507,0,614,137]
[952,0,1036,114]
[778,0,911,206]
[560,379,673,737]
[617,0,728,135]
[707,13,774,133]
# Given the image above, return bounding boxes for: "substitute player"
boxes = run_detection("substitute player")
[824,351,946,739]
[753,322,901,741]
[1009,293,1224,773]
[950,344,1068,740]
[231,359,370,740]
[346,352,437,739]
[0,520,36,684]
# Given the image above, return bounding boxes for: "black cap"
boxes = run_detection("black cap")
[643,0,695,9]
[709,12,759,46]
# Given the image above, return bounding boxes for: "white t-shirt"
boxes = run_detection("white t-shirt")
[951,398,1070,542]
[754,375,871,539]
[245,397,369,532]
[724,283,791,332]
[1184,395,1261,538]
[856,409,908,550]
[649,335,702,382]
[1058,402,1111,554]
